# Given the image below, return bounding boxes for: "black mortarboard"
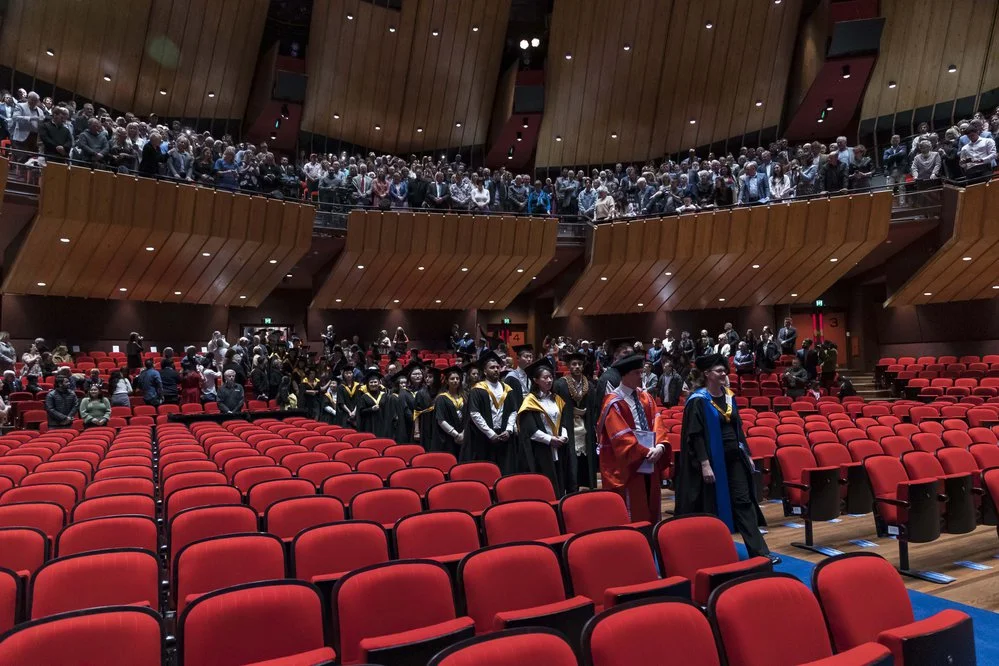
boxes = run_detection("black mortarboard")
[525,357,555,379]
[611,354,645,375]
[479,351,503,369]
[695,353,730,372]
[402,360,425,377]
[441,365,464,379]
[363,368,383,382]
[461,360,478,374]
[606,337,635,355]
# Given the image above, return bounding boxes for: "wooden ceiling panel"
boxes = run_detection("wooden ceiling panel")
[0,0,267,118]
[539,0,800,167]
[886,182,999,307]
[555,192,892,317]
[2,165,312,306]
[302,0,511,154]
[312,211,556,311]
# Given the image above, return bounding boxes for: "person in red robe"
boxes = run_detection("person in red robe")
[597,354,669,522]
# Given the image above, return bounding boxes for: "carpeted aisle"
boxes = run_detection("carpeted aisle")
[732,545,999,664]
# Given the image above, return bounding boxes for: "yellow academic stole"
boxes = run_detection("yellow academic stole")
[473,381,511,409]
[706,388,734,422]
[342,382,360,398]
[441,392,464,411]
[519,393,565,434]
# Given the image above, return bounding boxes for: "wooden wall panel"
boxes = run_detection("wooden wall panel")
[312,211,556,311]
[302,0,511,153]
[555,191,892,317]
[886,182,999,307]
[1,165,312,307]
[0,0,267,118]
[537,0,800,167]
[861,0,997,123]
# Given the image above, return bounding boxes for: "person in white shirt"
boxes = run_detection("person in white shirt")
[471,179,491,213]
[959,120,997,182]
[207,331,229,370]
[465,351,518,474]
[517,358,575,496]
[200,366,219,401]
[713,334,731,357]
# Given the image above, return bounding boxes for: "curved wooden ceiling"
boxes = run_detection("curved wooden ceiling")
[302,0,511,153]
[312,210,557,311]
[861,0,999,123]
[2,164,313,307]
[535,0,800,168]
[885,182,999,307]
[0,0,268,118]
[554,191,893,317]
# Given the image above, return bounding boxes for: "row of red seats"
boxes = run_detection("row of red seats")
[879,355,999,366]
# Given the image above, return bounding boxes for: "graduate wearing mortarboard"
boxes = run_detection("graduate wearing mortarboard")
[357,368,398,439]
[464,351,518,474]
[432,365,468,458]
[517,358,577,496]
[504,344,534,411]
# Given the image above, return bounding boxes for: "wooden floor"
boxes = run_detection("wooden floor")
[659,491,999,612]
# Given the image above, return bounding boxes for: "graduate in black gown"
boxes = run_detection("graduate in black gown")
[388,370,412,443]
[465,351,518,474]
[320,378,339,424]
[674,354,779,564]
[413,365,439,450]
[553,351,598,489]
[518,358,576,496]
[335,365,362,428]
[593,338,635,399]
[461,360,480,393]
[504,344,533,411]
[357,369,399,438]
[432,365,467,457]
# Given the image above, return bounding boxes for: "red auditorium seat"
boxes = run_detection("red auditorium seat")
[410,451,458,473]
[655,515,772,605]
[167,504,259,574]
[709,573,892,666]
[813,553,974,665]
[297,460,352,488]
[0,606,163,666]
[429,628,579,666]
[331,560,475,665]
[449,462,502,489]
[264,495,345,541]
[322,472,384,505]
[291,520,389,587]
[559,489,650,533]
[350,487,422,529]
[356,455,407,481]
[335,447,379,469]
[482,500,571,548]
[0,526,49,576]
[583,598,723,666]
[232,465,292,494]
[55,515,158,557]
[388,466,446,497]
[174,533,285,615]
[426,480,493,517]
[395,510,481,566]
[0,502,65,539]
[564,526,689,612]
[28,548,159,619]
[495,473,557,503]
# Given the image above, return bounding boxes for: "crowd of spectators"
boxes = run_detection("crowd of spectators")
[2,86,997,222]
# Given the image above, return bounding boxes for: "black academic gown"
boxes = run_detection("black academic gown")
[389,392,410,443]
[593,367,621,400]
[396,388,416,442]
[464,381,518,474]
[432,392,467,457]
[504,372,528,411]
[414,387,437,450]
[357,390,398,438]
[320,386,338,424]
[554,376,597,489]
[336,382,362,427]
[517,393,577,497]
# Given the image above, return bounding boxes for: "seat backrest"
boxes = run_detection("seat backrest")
[560,490,632,534]
[334,447,379,468]
[168,504,259,570]
[710,574,833,665]
[935,447,979,478]
[0,527,49,576]
[232,465,292,493]
[409,451,457,473]
[911,433,945,453]
[565,527,659,609]
[457,543,570,635]
[429,628,578,666]
[879,435,914,457]
[655,515,738,586]
[162,471,228,504]
[179,580,329,666]
[864,456,909,498]
[321,472,384,504]
[426,480,493,514]
[902,451,946,479]
[165,485,243,522]
[450,462,502,488]
[847,439,884,462]
[350,487,422,527]
[482,500,561,545]
[395,510,480,559]
[55,516,158,557]
[812,553,915,652]
[332,560,457,665]
[812,443,851,467]
[264,495,345,541]
[29,548,159,619]
[583,599,721,666]
[0,502,65,539]
[971,443,999,471]
[388,467,447,497]
[292,520,388,582]
[356,455,407,481]
[0,606,163,666]
[93,465,154,483]
[359,437,398,454]
[495,473,557,503]
[0,566,18,635]
[942,430,973,450]
[175,533,286,615]
[246,478,315,516]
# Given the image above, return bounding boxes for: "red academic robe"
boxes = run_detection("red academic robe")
[597,388,669,522]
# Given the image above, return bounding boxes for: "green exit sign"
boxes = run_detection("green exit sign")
[815,299,824,307]
[263,317,272,325]
[502,318,511,325]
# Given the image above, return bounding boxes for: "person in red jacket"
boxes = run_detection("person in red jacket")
[596,354,669,522]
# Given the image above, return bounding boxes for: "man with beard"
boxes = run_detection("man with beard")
[464,351,517,473]
[554,351,598,489]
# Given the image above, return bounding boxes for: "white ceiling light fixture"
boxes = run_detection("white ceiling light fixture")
[435,299,442,304]
[202,252,211,257]
[269,259,277,264]
[119,287,127,292]
[531,37,540,47]
[37,282,46,286]
[145,246,155,251]
[519,39,529,49]
[60,238,71,243]
[923,292,933,296]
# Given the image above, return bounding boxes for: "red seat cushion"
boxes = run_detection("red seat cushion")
[603,576,688,611]
[799,642,892,665]
[242,647,337,666]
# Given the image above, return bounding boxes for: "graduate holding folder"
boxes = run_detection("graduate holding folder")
[597,354,669,522]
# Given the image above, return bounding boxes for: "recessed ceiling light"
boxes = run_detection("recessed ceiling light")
[565,53,572,60]
[531,37,540,47]
[461,267,468,272]
[472,25,479,32]
[963,256,972,261]
[610,132,618,139]
[755,100,763,107]
[388,26,396,33]
[37,282,46,287]
[519,39,529,49]
[208,91,215,97]
[357,265,364,269]
[623,44,631,51]
[431,29,439,36]
[523,120,529,128]
[532,276,537,280]
[393,299,400,303]
[600,276,608,281]
[751,264,760,269]
[202,252,211,257]
[923,292,933,296]
[346,13,353,20]
[705,21,713,29]
[333,113,340,119]
[418,266,425,271]
[718,298,726,302]
[689,119,696,124]
[842,65,850,79]
[103,74,111,82]
[335,298,342,303]
[948,64,957,73]
[45,48,55,56]
[829,257,838,262]
[517,268,524,273]
[664,272,672,276]
[435,299,442,304]
[239,295,247,299]
[119,287,127,292]
[374,125,381,131]
[507,154,513,160]
[993,285,999,290]
[174,291,182,295]
[59,238,70,243]
[791,293,798,297]
[286,274,293,278]
[159,89,167,95]
[826,99,834,111]
[489,300,495,304]
[269,259,278,264]
[887,81,896,89]
[577,306,584,311]
[555,136,562,142]
[416,127,423,133]
[817,118,824,123]
[145,246,155,251]
[637,303,644,307]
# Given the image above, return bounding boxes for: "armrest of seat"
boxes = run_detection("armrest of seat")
[799,642,892,665]
[874,494,908,508]
[604,575,690,610]
[493,595,594,630]
[693,556,773,605]
[242,647,337,666]
[783,480,810,491]
[876,609,975,666]
[360,616,475,663]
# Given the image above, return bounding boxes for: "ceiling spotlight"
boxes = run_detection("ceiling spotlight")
[577,306,584,311]
[948,64,957,73]
[388,26,396,33]
[555,135,562,142]
[523,118,529,128]
[829,257,838,262]
[887,81,897,89]
[103,74,112,82]
[45,48,55,56]
[333,113,340,119]
[357,265,364,269]
[992,285,999,290]
[507,154,513,160]
[531,37,540,47]
[516,268,524,273]
[239,295,247,299]
[435,299,442,304]
[637,303,644,307]
[37,282,46,287]
[202,252,211,257]
[689,119,696,124]
[791,293,798,297]
[600,276,608,281]
[623,43,631,51]
[664,272,672,276]
[472,25,479,32]
[610,132,618,139]
[718,298,726,302]
[159,88,167,95]
[269,132,277,140]
[841,65,850,79]
[963,256,972,261]
[516,132,523,142]
[705,21,713,29]
[208,91,215,97]
[418,266,425,270]
[752,264,760,269]
[393,299,400,304]
[826,99,834,111]
[119,287,127,292]
[461,267,469,272]
[565,53,572,60]
[269,259,277,264]
[431,29,439,37]
[59,238,70,243]
[520,39,529,50]
[416,127,424,133]
[489,300,495,304]
[286,274,293,278]
[280,103,289,119]
[174,291,182,295]
[145,246,155,251]
[346,13,353,20]
[374,125,381,131]
[755,100,763,107]
[335,298,342,303]
[923,292,933,296]
[817,118,824,123]
[455,122,462,128]
[775,0,782,4]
